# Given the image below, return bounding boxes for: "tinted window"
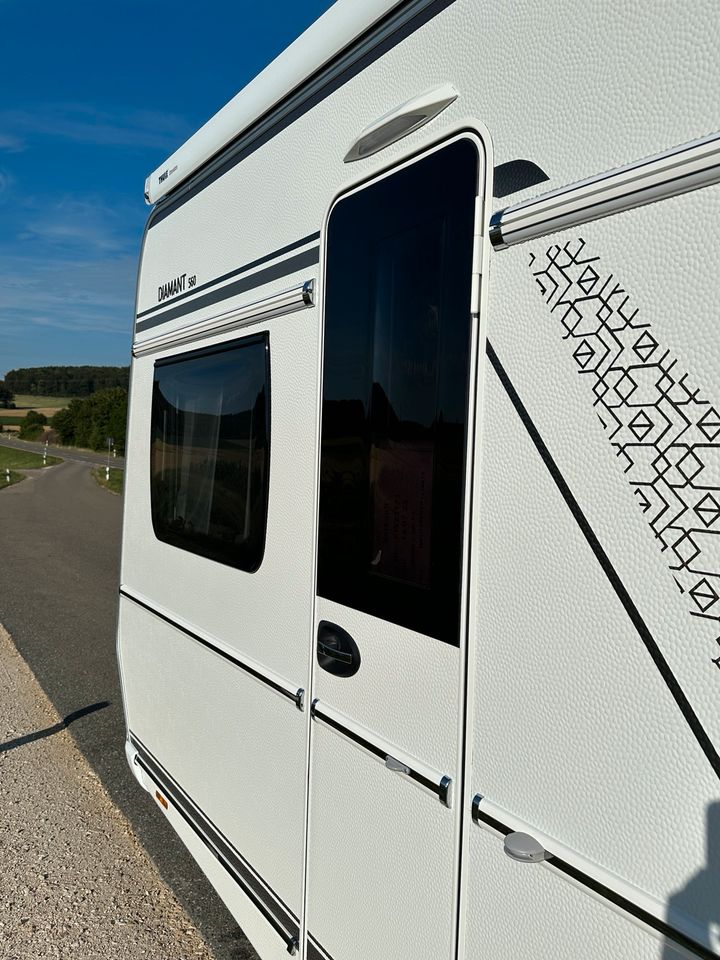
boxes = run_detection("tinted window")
[317,140,477,645]
[151,334,269,571]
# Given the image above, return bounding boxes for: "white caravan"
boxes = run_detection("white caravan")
[117,1,720,958]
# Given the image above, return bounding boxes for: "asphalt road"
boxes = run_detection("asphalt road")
[0,460,255,959]
[0,434,125,469]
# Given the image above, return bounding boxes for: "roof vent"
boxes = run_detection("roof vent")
[344,83,458,163]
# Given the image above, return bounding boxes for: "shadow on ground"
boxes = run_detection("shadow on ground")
[0,700,109,754]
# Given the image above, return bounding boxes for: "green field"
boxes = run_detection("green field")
[12,395,72,409]
[0,416,25,425]
[92,466,123,495]
[0,469,25,489]
[0,447,62,470]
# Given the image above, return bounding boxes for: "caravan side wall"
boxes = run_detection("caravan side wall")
[118,1,720,958]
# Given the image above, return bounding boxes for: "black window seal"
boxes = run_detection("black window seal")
[150,330,271,574]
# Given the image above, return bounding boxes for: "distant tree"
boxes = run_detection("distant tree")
[18,410,47,441]
[4,365,129,397]
[0,380,14,407]
[50,406,76,445]
[50,388,127,453]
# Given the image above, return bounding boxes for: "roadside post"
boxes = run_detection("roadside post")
[106,437,113,481]
[4,468,9,484]
[43,439,48,466]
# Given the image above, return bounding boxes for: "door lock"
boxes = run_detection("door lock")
[316,622,361,678]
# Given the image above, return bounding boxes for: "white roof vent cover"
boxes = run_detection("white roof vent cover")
[344,83,458,162]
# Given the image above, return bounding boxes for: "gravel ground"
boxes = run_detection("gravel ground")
[0,624,214,960]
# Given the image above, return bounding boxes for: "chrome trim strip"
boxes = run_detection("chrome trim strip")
[311,699,453,807]
[471,795,714,959]
[135,246,318,334]
[136,232,320,321]
[130,734,300,952]
[132,279,315,358]
[491,131,720,249]
[119,587,305,708]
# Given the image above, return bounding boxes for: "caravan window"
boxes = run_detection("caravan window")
[317,139,478,646]
[150,334,270,572]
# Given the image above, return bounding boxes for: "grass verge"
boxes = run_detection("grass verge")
[0,447,62,470]
[0,470,25,490]
[92,466,123,495]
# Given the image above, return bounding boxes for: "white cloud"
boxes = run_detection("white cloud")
[13,194,144,254]
[0,104,192,153]
[0,133,24,152]
[0,253,136,338]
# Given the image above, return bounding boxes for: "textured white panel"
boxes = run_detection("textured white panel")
[146,0,404,202]
[485,185,720,757]
[138,0,720,316]
[464,823,687,960]
[307,722,455,960]
[466,162,720,960]
[314,598,459,775]
[159,788,294,960]
[118,598,306,916]
[468,302,719,946]
[122,306,318,689]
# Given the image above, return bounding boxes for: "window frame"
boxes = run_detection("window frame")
[316,134,481,646]
[150,331,271,574]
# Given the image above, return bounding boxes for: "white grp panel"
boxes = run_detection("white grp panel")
[157,785,295,960]
[314,598,459,776]
[485,184,720,762]
[306,722,456,960]
[118,597,306,918]
[464,822,688,960]
[467,315,719,933]
[470,188,720,930]
[134,236,318,350]
[121,305,319,689]
[137,0,720,318]
[145,0,405,203]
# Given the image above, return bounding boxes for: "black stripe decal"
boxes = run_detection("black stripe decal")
[136,232,320,321]
[471,797,715,960]
[120,589,303,708]
[307,934,334,960]
[486,340,720,782]
[135,247,319,333]
[148,0,457,228]
[310,701,448,803]
[131,735,299,952]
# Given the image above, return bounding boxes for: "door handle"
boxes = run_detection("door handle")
[317,639,353,665]
[316,622,361,678]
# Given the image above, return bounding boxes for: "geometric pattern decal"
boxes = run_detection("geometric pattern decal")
[530,238,720,670]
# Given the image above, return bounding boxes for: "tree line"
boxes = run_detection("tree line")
[14,388,127,454]
[50,388,127,453]
[4,365,129,397]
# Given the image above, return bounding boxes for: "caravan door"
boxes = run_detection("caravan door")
[306,137,483,960]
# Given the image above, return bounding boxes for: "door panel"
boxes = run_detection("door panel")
[307,136,484,960]
[307,723,455,960]
[312,598,458,771]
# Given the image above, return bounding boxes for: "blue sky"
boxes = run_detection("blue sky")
[0,0,333,377]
